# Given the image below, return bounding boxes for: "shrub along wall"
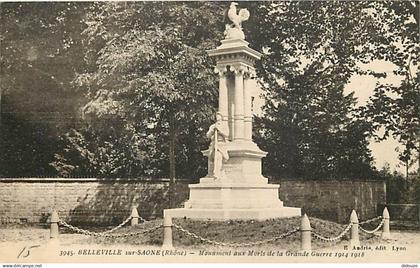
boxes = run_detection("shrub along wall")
[0,178,385,224]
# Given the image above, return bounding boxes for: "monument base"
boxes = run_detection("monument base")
[164,181,301,221]
[163,141,301,221]
[164,207,301,221]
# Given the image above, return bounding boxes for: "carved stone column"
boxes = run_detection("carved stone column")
[233,65,245,141]
[243,69,255,141]
[216,66,229,131]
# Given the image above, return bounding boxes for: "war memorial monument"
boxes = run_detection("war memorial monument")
[165,2,301,220]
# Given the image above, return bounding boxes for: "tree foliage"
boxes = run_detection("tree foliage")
[52,2,225,179]
[1,2,417,182]
[247,1,386,179]
[254,61,374,179]
[0,2,89,177]
[361,2,419,174]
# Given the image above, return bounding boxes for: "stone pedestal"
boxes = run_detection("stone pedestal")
[165,141,300,220]
[165,37,301,221]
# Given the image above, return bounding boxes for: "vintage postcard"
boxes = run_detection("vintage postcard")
[0,1,419,267]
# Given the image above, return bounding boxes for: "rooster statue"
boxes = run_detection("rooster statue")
[224,2,250,39]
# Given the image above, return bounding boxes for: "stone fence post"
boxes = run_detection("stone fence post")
[50,210,59,239]
[131,206,139,226]
[381,207,391,240]
[349,209,360,247]
[162,214,173,249]
[300,214,311,250]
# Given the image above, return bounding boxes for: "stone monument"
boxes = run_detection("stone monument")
[165,2,301,220]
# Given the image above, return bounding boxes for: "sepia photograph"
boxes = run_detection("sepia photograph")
[0,1,419,266]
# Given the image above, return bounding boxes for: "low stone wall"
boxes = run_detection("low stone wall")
[0,178,386,224]
[0,178,189,225]
[277,180,386,223]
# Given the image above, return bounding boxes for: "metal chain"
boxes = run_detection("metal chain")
[359,216,382,225]
[100,224,163,238]
[57,210,154,237]
[173,223,299,247]
[58,215,132,237]
[312,223,352,243]
[138,216,149,223]
[359,219,385,234]
[102,216,133,234]
[59,220,98,236]
[59,220,162,238]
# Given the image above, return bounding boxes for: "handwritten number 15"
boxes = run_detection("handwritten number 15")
[17,245,40,258]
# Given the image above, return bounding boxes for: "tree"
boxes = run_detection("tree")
[246,1,388,179]
[362,2,419,177]
[0,2,90,177]
[3,1,416,184]
[53,2,225,184]
[245,1,419,179]
[255,60,375,179]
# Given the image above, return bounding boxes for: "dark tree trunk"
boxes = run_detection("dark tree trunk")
[168,113,176,207]
[418,141,420,177]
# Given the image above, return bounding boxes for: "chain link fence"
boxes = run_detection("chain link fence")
[359,219,385,235]
[49,208,391,250]
[311,223,352,243]
[359,216,383,225]
[173,223,299,248]
[56,211,162,238]
[59,220,162,238]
